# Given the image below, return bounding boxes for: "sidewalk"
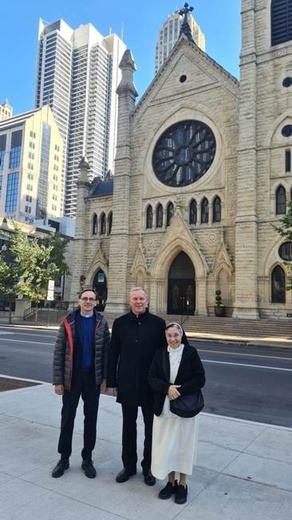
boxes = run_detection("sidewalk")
[1,381,292,519]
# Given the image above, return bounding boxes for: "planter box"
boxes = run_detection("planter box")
[214,306,226,317]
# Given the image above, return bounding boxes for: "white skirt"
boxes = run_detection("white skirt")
[151,397,199,480]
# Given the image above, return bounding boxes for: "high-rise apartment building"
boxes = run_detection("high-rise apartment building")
[0,106,64,223]
[35,19,126,216]
[0,101,13,122]
[155,10,205,73]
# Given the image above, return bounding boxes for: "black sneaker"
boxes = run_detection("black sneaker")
[175,484,188,504]
[158,480,178,499]
[52,458,69,478]
[81,459,97,478]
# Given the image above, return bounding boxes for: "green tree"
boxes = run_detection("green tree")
[0,228,26,323]
[0,226,70,323]
[274,200,292,290]
[18,233,70,322]
[37,232,70,279]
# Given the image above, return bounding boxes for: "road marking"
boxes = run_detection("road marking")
[0,338,53,345]
[0,331,56,337]
[202,359,292,372]
[198,348,292,362]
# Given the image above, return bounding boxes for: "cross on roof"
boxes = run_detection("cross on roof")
[177,3,195,43]
[178,3,194,24]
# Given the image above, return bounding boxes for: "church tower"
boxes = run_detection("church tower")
[106,50,138,314]
[234,0,292,317]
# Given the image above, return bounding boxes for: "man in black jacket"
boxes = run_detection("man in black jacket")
[107,287,166,486]
[52,288,110,479]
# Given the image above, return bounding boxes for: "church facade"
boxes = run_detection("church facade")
[70,0,292,319]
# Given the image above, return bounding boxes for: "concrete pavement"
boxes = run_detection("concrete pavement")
[1,380,292,520]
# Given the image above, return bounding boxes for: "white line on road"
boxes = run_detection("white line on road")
[0,338,53,345]
[198,348,292,362]
[0,329,56,338]
[202,359,292,372]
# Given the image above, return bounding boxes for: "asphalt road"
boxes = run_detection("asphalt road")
[0,327,55,383]
[1,326,292,427]
[192,339,292,428]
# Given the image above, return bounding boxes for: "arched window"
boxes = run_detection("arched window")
[166,202,174,226]
[285,149,291,172]
[276,185,286,214]
[189,199,197,225]
[156,203,163,228]
[271,265,286,303]
[107,211,112,235]
[201,197,209,223]
[213,196,221,223]
[279,241,292,261]
[100,212,106,235]
[271,0,292,46]
[92,213,98,235]
[146,205,153,229]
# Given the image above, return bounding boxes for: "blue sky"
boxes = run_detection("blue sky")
[1,1,241,115]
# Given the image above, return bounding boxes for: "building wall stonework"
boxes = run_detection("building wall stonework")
[70,1,292,319]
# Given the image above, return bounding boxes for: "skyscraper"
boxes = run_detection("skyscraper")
[0,100,13,122]
[155,9,205,74]
[35,20,126,216]
[0,106,63,223]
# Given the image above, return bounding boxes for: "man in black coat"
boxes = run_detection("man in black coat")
[107,287,166,486]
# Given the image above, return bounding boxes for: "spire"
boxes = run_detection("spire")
[77,156,91,185]
[117,49,138,98]
[178,3,195,43]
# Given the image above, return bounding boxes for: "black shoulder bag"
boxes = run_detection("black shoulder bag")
[164,348,204,418]
[170,389,204,418]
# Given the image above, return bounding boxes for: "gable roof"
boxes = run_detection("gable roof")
[133,34,239,116]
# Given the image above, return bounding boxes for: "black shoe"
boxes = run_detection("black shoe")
[82,459,97,479]
[52,458,69,478]
[143,469,156,486]
[116,468,136,483]
[158,480,178,499]
[175,484,188,504]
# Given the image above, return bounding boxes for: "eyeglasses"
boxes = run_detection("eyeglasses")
[80,297,96,302]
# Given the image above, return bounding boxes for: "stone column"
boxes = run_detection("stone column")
[106,50,139,314]
[233,1,259,319]
[69,157,91,301]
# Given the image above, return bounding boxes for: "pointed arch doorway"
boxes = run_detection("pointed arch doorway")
[167,252,195,315]
[93,269,107,311]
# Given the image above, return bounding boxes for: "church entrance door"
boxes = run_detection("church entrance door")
[93,269,107,311]
[167,252,195,315]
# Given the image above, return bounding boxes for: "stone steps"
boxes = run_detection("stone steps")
[159,315,292,339]
[22,308,292,341]
[104,312,292,341]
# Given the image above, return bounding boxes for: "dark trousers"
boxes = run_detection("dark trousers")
[121,403,153,473]
[58,371,100,460]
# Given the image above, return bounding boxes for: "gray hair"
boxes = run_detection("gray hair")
[129,287,148,299]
